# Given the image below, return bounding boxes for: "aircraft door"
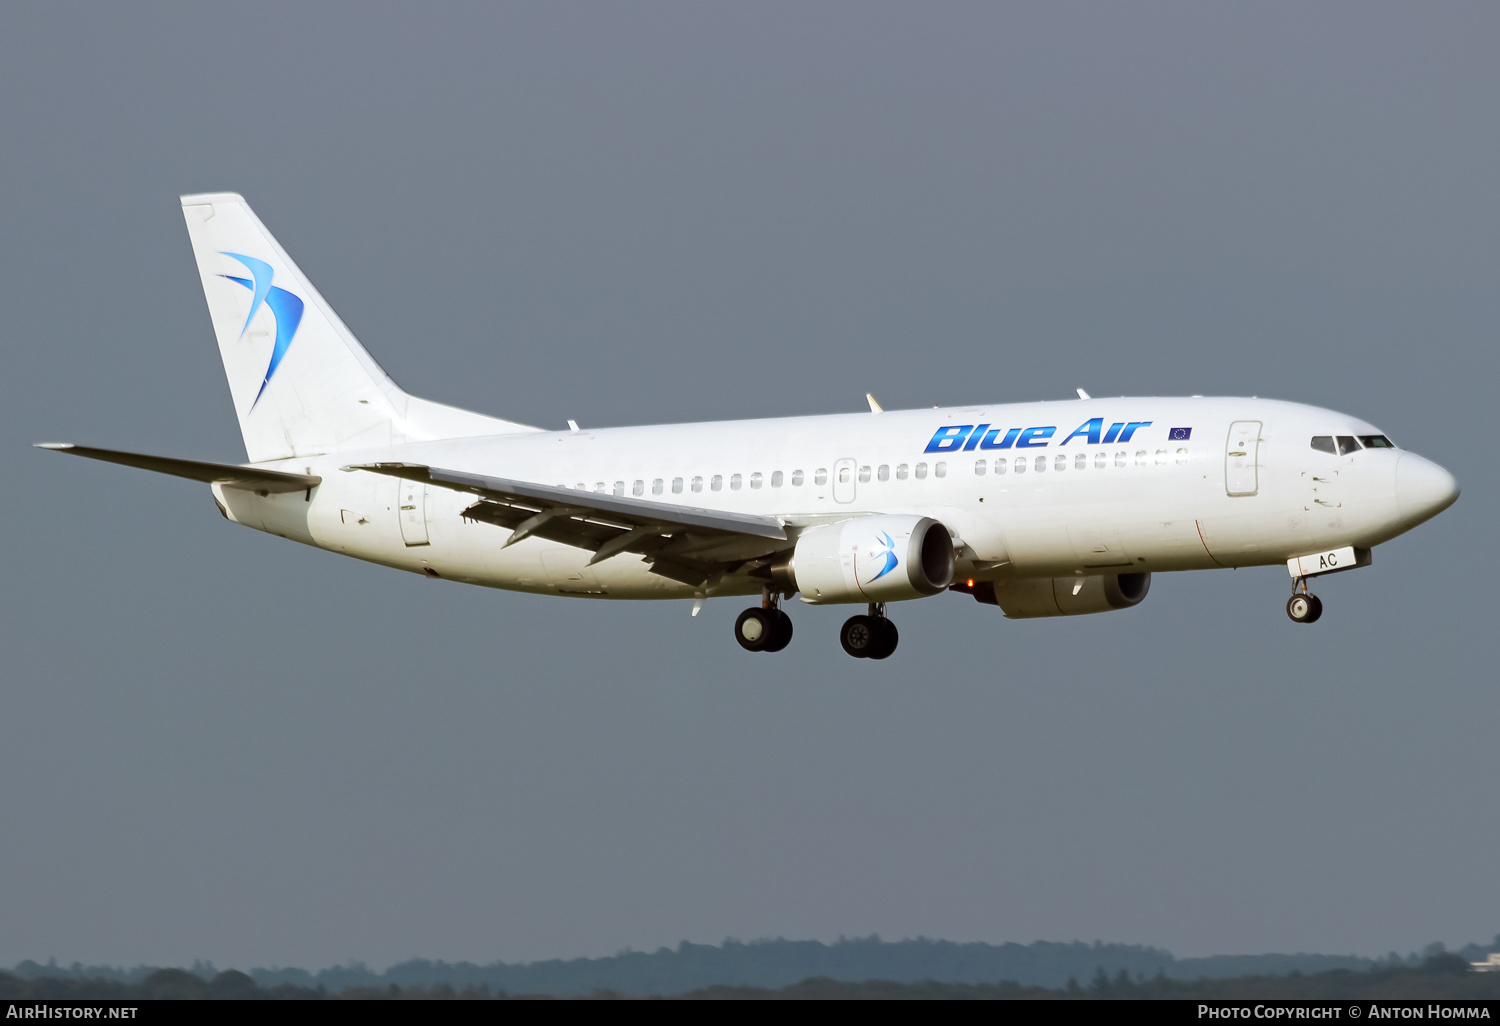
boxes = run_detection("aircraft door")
[1225,421,1262,497]
[832,458,857,504]
[397,479,430,546]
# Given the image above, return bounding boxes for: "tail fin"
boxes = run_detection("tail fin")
[180,193,536,463]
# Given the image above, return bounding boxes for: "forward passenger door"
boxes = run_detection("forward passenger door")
[1225,421,1262,497]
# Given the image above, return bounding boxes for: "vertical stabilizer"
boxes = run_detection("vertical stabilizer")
[180,193,535,463]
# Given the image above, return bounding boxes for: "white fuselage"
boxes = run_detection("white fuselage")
[211,396,1455,603]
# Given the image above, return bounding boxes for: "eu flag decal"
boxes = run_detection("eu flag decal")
[1168,427,1192,441]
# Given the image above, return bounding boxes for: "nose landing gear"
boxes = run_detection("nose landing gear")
[734,593,794,652]
[840,604,899,660]
[1286,579,1323,624]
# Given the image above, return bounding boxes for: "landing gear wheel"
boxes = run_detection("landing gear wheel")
[868,618,899,660]
[735,608,772,651]
[840,614,878,658]
[763,609,794,652]
[1286,593,1323,624]
[736,607,793,652]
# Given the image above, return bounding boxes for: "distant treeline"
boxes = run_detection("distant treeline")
[3,954,1499,1000]
[7,935,1497,998]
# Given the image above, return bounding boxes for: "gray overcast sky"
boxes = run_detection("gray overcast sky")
[3,2,1496,970]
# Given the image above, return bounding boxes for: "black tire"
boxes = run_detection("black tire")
[840,615,877,658]
[867,618,899,660]
[762,609,794,652]
[735,608,771,651]
[1286,594,1322,624]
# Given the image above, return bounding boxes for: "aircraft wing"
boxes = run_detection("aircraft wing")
[37,443,321,493]
[347,462,788,586]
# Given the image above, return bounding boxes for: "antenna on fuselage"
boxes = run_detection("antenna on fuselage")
[866,394,883,414]
[1076,388,1092,400]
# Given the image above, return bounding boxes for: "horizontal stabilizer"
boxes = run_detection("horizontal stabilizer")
[37,443,320,494]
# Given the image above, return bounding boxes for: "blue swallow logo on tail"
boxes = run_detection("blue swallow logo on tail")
[219,252,304,408]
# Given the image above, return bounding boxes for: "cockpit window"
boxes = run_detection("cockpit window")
[1336,435,1361,455]
[1359,434,1395,449]
[1310,436,1336,455]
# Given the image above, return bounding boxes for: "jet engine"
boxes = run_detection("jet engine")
[783,515,955,604]
[959,572,1152,618]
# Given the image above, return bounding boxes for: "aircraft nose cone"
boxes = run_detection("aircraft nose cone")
[1395,453,1459,524]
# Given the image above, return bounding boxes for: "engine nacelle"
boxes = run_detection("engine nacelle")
[981,572,1151,618]
[787,515,955,604]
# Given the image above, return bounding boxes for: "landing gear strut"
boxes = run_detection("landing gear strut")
[734,592,794,652]
[840,603,899,660]
[1286,578,1323,624]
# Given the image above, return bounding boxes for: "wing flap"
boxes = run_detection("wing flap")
[347,462,789,585]
[348,463,786,540]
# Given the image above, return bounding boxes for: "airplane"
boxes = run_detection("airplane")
[38,193,1460,659]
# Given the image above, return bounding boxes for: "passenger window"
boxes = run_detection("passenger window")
[1075,453,1087,470]
[750,472,763,489]
[595,482,606,493]
[935,462,947,478]
[878,464,889,482]
[1115,452,1126,467]
[1175,448,1188,465]
[815,468,827,485]
[1034,455,1046,473]
[974,459,987,477]
[672,477,684,494]
[915,463,928,479]
[1336,435,1361,455]
[632,480,645,496]
[994,458,1007,475]
[1135,451,1147,466]
[1359,434,1395,449]
[792,470,805,486]
[575,483,586,490]
[771,471,783,487]
[1095,452,1106,469]
[614,481,625,496]
[1054,454,1066,472]
[1013,457,1027,475]
[730,474,742,490]
[858,465,871,483]
[691,476,703,493]
[895,464,909,480]
[712,475,723,491]
[1155,450,1167,465]
[1310,436,1336,455]
[652,478,664,495]
[838,466,850,484]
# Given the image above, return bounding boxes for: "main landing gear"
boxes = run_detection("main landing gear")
[734,594,794,653]
[1286,578,1323,624]
[733,597,901,658]
[840,604,899,660]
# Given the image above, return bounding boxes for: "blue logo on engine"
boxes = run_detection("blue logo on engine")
[219,252,304,408]
[869,532,899,582]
